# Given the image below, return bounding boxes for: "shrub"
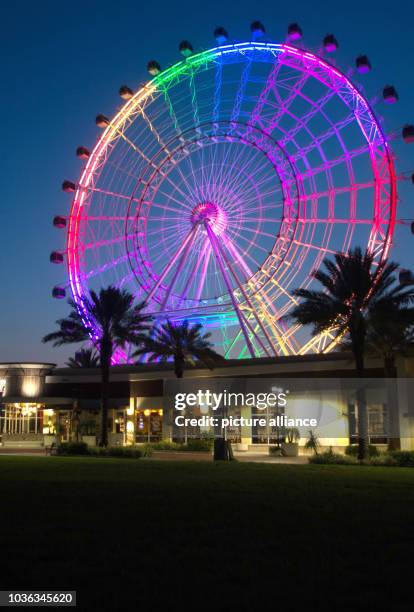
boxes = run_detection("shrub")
[185,438,214,452]
[140,439,214,453]
[369,455,398,467]
[57,442,89,456]
[141,444,153,458]
[148,440,182,451]
[309,451,357,465]
[285,428,300,443]
[56,443,141,458]
[304,430,320,455]
[345,444,379,458]
[90,446,142,458]
[389,451,414,467]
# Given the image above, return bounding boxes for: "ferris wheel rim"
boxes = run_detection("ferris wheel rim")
[65,40,397,360]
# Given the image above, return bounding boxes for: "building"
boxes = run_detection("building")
[1,352,414,452]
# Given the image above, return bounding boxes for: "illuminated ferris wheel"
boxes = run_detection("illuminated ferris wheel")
[51,22,414,362]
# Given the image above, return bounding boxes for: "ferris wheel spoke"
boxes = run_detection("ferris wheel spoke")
[182,146,204,202]
[146,201,190,217]
[86,216,129,222]
[172,162,202,202]
[278,91,342,155]
[146,214,188,221]
[150,169,196,204]
[301,183,375,201]
[105,158,142,183]
[113,126,155,166]
[204,222,257,358]
[231,212,282,224]
[160,86,183,138]
[276,95,353,192]
[193,240,213,303]
[208,224,277,357]
[247,60,283,131]
[82,186,140,203]
[118,131,197,204]
[298,218,373,225]
[174,237,212,306]
[213,144,261,199]
[145,223,199,304]
[292,89,352,158]
[86,253,130,279]
[159,226,200,311]
[252,69,309,135]
[212,59,222,126]
[146,220,187,234]
[188,68,200,128]
[149,233,190,268]
[291,240,338,255]
[229,230,270,255]
[287,111,355,159]
[152,188,194,212]
[228,191,283,215]
[226,236,295,355]
[300,145,368,178]
[115,270,136,289]
[230,57,252,125]
[237,225,280,241]
[278,90,339,149]
[85,233,136,250]
[139,107,172,156]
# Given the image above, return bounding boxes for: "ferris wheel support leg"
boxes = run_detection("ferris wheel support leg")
[159,226,200,311]
[205,222,257,359]
[212,234,279,357]
[224,238,293,355]
[145,224,199,305]
[178,239,211,307]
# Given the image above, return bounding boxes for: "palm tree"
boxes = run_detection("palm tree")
[65,347,99,441]
[366,305,414,377]
[66,347,100,368]
[43,286,152,446]
[287,247,414,459]
[134,319,225,378]
[365,304,414,450]
[134,320,228,458]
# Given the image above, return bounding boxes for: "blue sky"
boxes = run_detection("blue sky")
[0,0,413,365]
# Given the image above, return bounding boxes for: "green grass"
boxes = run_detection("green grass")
[1,457,413,610]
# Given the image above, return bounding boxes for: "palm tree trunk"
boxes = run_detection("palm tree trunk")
[99,336,112,447]
[353,337,369,461]
[100,363,109,447]
[214,398,231,461]
[384,356,400,451]
[174,357,185,379]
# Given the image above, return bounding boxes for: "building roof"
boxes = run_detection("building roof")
[48,350,386,384]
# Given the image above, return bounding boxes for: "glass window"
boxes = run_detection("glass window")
[348,403,388,444]
[135,409,163,443]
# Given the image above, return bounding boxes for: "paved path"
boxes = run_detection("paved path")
[235,454,308,464]
[0,448,309,464]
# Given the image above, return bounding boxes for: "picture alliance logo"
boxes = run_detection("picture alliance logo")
[174,389,288,411]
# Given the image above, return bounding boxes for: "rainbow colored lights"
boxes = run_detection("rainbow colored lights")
[64,42,396,362]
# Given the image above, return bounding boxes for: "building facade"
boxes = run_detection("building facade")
[1,352,414,452]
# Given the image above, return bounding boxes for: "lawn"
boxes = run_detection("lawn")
[0,457,413,610]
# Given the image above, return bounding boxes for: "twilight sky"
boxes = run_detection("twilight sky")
[1,0,413,365]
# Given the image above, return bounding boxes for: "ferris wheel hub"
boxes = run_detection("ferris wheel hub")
[190,201,227,235]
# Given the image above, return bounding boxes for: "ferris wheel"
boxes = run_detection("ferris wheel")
[51,22,414,362]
